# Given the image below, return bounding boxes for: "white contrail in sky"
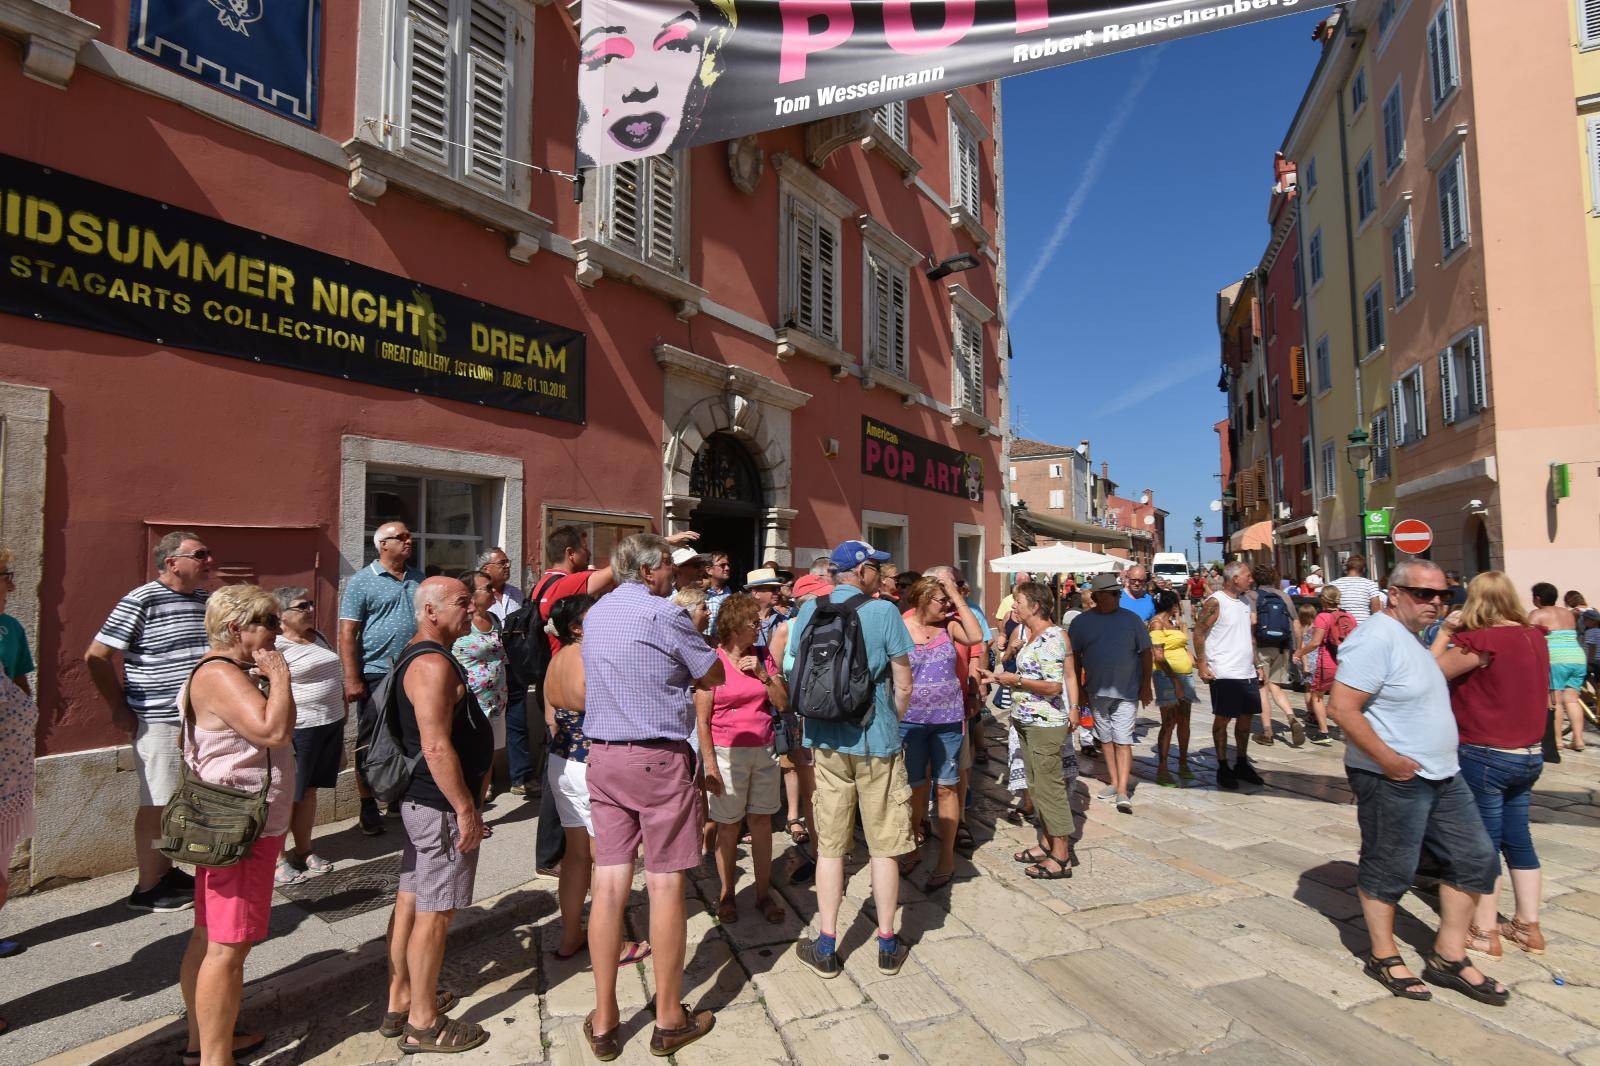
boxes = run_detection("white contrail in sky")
[1098,356,1213,416]
[1010,46,1165,314]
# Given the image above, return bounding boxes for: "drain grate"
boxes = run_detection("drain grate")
[276,854,402,923]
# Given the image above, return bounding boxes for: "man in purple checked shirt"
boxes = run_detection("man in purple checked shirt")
[579,533,725,1060]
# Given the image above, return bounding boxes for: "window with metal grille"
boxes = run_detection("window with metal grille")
[391,0,519,194]
[1391,211,1416,301]
[1363,282,1386,355]
[784,192,841,344]
[1371,411,1392,480]
[1382,81,1406,176]
[1438,150,1470,257]
[1309,229,1325,286]
[874,100,909,147]
[952,307,984,416]
[950,116,981,219]
[1427,1,1460,110]
[1356,151,1377,223]
[599,153,685,274]
[1439,326,1488,423]
[863,245,909,376]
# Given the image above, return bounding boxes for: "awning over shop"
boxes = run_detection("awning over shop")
[1014,509,1134,549]
[1276,515,1320,546]
[1228,521,1274,552]
[990,544,1133,575]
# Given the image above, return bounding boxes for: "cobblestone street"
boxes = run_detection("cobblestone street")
[32,690,1600,1066]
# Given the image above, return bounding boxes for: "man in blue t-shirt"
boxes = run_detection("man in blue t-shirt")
[789,541,913,981]
[1118,565,1156,622]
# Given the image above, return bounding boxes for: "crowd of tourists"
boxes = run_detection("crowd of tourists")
[1,526,1598,1053]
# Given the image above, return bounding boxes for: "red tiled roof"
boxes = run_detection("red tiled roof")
[1009,437,1074,458]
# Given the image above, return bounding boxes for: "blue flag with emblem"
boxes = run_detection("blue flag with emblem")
[129,0,321,127]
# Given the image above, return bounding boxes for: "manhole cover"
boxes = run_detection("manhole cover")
[276,854,402,923]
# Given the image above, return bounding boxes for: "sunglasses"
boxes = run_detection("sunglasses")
[1394,585,1448,603]
[252,614,282,630]
[171,549,212,561]
[286,601,314,613]
[379,533,412,543]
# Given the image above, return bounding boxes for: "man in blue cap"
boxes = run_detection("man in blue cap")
[788,541,915,980]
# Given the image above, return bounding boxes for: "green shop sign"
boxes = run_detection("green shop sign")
[1363,510,1392,538]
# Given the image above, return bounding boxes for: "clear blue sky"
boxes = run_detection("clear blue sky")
[1002,10,1328,563]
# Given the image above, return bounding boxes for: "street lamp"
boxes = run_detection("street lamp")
[1193,516,1204,570]
[1346,426,1373,566]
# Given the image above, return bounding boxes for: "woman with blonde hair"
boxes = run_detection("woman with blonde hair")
[1431,571,1551,958]
[177,584,296,1065]
[1296,584,1354,745]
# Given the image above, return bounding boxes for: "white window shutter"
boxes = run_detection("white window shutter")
[1438,348,1458,424]
[462,0,514,190]
[398,0,453,167]
[1467,329,1487,411]
[789,197,818,335]
[606,161,644,254]
[1586,0,1600,48]
[1392,380,1406,443]
[1413,371,1428,437]
[645,155,679,270]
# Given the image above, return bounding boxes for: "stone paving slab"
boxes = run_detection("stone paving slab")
[919,938,1086,1043]
[1031,947,1233,1057]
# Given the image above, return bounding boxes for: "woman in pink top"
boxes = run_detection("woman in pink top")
[696,594,788,924]
[177,584,295,1066]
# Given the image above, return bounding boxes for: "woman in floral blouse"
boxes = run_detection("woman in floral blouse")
[976,581,1079,880]
[454,570,509,801]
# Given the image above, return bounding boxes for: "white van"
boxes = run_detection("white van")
[1151,552,1190,586]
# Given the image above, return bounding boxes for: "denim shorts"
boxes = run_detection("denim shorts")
[1346,768,1499,904]
[1457,744,1542,870]
[899,720,964,787]
[1154,671,1197,705]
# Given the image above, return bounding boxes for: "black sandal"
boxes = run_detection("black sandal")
[1422,952,1510,1006]
[1012,846,1048,865]
[1025,856,1071,880]
[398,1015,489,1054]
[1363,954,1432,1000]
[954,824,976,853]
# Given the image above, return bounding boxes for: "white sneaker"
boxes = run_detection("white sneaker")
[1097,786,1118,803]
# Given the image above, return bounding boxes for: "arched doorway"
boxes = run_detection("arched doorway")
[1467,515,1493,577]
[689,433,765,587]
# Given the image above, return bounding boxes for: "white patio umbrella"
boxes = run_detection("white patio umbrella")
[988,544,1134,575]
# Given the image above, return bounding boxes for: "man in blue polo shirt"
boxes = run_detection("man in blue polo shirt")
[1118,565,1155,622]
[790,540,914,981]
[339,520,425,834]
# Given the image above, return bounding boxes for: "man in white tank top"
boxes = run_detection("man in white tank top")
[1194,562,1263,790]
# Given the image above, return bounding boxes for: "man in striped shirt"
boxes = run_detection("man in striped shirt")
[84,530,212,912]
[1331,555,1385,625]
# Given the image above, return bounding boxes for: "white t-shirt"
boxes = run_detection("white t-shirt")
[1336,612,1458,780]
[1204,591,1255,680]
[278,634,346,729]
[1332,576,1382,623]
[1304,572,1325,589]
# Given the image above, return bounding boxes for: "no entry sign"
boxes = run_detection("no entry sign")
[1392,519,1434,555]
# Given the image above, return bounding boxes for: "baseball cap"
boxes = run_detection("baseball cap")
[792,574,834,600]
[828,540,892,569]
[1089,573,1122,593]
[672,547,708,567]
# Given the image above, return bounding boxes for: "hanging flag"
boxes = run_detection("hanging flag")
[576,0,1334,167]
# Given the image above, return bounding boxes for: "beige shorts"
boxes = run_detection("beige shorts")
[134,721,184,806]
[810,749,915,859]
[706,744,783,823]
[1255,646,1291,686]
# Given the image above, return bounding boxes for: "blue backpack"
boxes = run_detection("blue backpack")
[1253,591,1294,649]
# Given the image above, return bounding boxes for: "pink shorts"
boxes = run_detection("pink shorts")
[586,741,702,874]
[194,834,284,944]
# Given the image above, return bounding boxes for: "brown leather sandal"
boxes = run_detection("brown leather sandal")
[397,1015,488,1054]
[1466,923,1502,959]
[379,990,458,1037]
[649,1003,715,1057]
[1502,917,1546,954]
[757,893,786,924]
[584,1011,622,1062]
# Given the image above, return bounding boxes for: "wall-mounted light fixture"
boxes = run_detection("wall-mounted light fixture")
[925,252,982,281]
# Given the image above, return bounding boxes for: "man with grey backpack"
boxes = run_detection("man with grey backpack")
[787,541,914,981]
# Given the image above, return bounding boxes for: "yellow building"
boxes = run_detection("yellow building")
[1576,0,1600,406]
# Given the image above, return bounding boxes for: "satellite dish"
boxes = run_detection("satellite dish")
[1209,500,1223,512]
[1143,514,1155,526]
[1140,491,1151,505]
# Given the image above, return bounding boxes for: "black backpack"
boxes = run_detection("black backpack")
[789,596,874,724]
[356,643,441,805]
[502,573,567,695]
[1253,590,1294,649]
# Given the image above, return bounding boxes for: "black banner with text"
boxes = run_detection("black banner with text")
[576,0,1335,167]
[862,415,983,500]
[0,154,586,423]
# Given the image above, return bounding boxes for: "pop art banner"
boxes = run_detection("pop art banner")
[576,0,1334,167]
